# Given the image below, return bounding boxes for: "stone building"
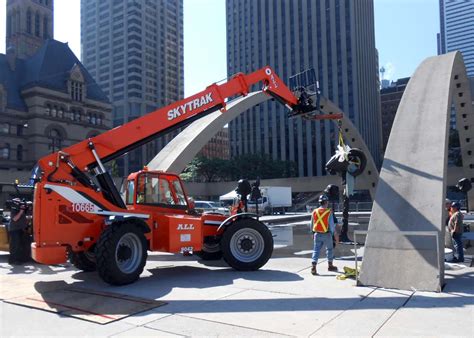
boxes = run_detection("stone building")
[0,0,111,184]
[380,77,409,151]
[198,127,230,160]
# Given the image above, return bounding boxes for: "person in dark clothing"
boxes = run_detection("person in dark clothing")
[448,202,464,263]
[7,199,31,265]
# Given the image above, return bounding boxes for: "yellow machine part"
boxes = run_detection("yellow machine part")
[0,224,9,251]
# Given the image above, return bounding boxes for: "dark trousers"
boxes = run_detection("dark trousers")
[452,232,464,262]
[8,230,31,264]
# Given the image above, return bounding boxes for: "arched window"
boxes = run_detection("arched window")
[91,114,97,125]
[71,81,84,101]
[0,123,10,134]
[17,145,23,161]
[58,107,64,118]
[35,12,40,37]
[27,9,32,34]
[0,143,10,160]
[45,104,51,116]
[43,17,49,38]
[97,115,102,125]
[48,129,62,153]
[51,106,57,117]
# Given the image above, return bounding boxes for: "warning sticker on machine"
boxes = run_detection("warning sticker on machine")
[180,234,191,242]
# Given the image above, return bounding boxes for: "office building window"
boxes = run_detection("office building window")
[35,12,40,37]
[43,17,49,38]
[0,123,10,134]
[27,9,32,34]
[0,143,10,159]
[16,145,23,161]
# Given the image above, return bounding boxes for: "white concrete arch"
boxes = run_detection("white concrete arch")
[147,91,379,198]
[359,51,474,292]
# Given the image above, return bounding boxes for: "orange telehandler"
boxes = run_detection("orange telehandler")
[31,67,316,285]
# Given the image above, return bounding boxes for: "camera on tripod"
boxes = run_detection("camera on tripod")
[5,198,32,213]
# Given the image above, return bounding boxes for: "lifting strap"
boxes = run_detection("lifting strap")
[337,119,345,148]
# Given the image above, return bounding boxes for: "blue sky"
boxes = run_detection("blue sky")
[0,0,439,96]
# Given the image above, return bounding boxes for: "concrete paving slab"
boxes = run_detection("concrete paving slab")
[311,288,412,337]
[111,325,186,337]
[178,288,361,336]
[146,314,290,337]
[0,301,134,337]
[119,286,245,327]
[373,267,474,337]
[5,287,166,324]
[374,292,474,336]
[230,258,374,299]
[1,251,473,337]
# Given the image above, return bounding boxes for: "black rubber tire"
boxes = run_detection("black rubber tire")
[221,219,273,271]
[347,148,367,177]
[96,222,148,286]
[70,250,96,272]
[196,249,223,260]
[196,238,223,260]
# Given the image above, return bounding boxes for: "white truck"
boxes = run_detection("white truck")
[219,186,292,215]
[247,186,292,215]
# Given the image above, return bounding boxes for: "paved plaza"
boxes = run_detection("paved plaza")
[0,224,473,337]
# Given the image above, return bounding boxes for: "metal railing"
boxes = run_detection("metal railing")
[306,202,373,213]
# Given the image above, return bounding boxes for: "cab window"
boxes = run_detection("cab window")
[136,173,175,205]
[172,179,187,206]
[126,180,135,205]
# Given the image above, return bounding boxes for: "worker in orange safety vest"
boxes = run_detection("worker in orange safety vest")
[310,194,339,275]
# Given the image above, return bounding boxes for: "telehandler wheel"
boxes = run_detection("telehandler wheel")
[221,219,273,271]
[96,222,148,285]
[70,250,96,272]
[196,241,223,260]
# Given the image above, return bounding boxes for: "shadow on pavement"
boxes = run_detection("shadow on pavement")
[0,253,76,275]
[26,262,474,321]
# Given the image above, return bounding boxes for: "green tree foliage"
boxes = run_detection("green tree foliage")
[180,154,298,182]
[105,160,120,177]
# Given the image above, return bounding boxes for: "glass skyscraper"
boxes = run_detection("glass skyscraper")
[438,0,474,76]
[81,0,184,175]
[226,0,382,177]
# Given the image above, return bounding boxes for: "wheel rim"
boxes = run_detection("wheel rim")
[229,228,265,263]
[115,232,142,274]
